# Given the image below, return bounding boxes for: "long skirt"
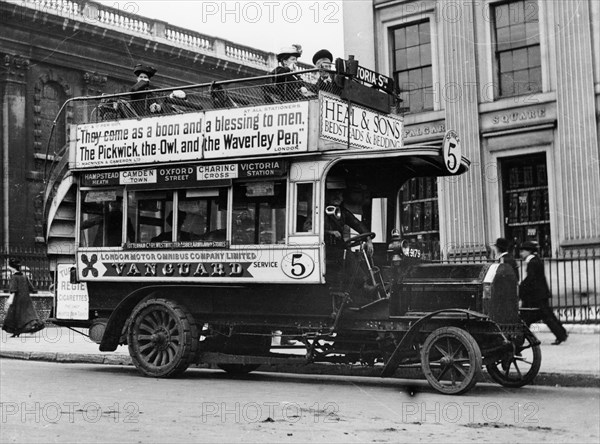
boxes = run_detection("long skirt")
[2,293,45,335]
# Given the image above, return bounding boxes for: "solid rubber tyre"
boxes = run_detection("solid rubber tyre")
[421,326,482,395]
[128,298,199,378]
[486,331,541,388]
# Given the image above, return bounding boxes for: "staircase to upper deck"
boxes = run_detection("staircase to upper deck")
[43,143,77,274]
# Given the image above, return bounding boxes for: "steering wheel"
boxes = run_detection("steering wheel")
[345,232,375,248]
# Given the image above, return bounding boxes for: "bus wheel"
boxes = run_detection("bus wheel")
[421,327,482,395]
[128,298,199,378]
[217,364,261,374]
[486,331,541,388]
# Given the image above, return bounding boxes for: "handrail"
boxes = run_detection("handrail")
[40,68,326,186]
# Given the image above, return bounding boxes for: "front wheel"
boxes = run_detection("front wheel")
[421,327,482,395]
[128,298,199,378]
[486,331,541,388]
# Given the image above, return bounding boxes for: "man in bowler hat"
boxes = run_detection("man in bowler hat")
[130,63,162,115]
[519,241,568,345]
[493,237,519,280]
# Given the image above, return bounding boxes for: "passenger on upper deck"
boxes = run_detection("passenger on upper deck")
[130,64,162,116]
[268,45,313,102]
[312,49,342,95]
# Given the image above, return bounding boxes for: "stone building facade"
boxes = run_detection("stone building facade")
[1,0,282,249]
[344,0,600,257]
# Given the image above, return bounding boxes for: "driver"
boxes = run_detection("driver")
[324,178,373,255]
[324,178,373,293]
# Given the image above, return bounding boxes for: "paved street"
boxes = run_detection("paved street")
[1,359,598,443]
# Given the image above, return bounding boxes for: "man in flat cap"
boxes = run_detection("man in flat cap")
[130,63,162,116]
[312,49,342,95]
[519,240,568,344]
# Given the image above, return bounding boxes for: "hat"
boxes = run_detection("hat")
[277,44,302,61]
[133,64,157,78]
[312,49,333,66]
[8,258,21,270]
[493,237,510,251]
[520,241,539,252]
[326,177,346,189]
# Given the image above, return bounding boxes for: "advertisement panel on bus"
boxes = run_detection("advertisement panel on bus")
[75,247,321,284]
[72,102,310,169]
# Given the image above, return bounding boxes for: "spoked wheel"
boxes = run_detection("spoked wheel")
[486,331,541,388]
[421,327,482,395]
[128,298,199,378]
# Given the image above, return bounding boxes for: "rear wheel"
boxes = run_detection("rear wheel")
[128,298,199,378]
[486,331,541,388]
[421,327,482,395]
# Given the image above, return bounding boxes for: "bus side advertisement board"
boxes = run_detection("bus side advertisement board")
[76,248,321,284]
[319,93,403,151]
[72,102,309,169]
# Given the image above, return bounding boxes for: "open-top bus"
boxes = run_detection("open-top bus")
[44,60,540,395]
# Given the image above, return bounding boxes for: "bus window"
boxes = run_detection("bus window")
[127,190,173,243]
[80,189,132,247]
[232,180,286,245]
[296,183,314,232]
[179,189,228,241]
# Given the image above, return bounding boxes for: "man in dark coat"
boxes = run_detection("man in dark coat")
[130,63,162,116]
[312,49,342,95]
[518,241,568,345]
[493,237,519,280]
[324,178,373,295]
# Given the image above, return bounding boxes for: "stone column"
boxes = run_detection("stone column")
[551,1,600,248]
[437,2,487,256]
[0,54,30,247]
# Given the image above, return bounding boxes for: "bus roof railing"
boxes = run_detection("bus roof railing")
[43,68,403,178]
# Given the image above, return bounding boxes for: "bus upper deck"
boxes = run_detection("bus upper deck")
[44,61,466,292]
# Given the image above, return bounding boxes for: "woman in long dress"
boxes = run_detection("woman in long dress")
[2,258,45,337]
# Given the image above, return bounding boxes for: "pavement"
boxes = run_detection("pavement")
[1,323,598,388]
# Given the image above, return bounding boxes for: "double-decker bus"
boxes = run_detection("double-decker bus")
[44,60,540,395]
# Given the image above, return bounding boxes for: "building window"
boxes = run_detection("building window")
[392,21,433,113]
[493,0,541,97]
[502,154,551,257]
[399,177,439,259]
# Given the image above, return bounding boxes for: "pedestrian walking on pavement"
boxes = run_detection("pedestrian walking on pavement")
[518,241,568,345]
[2,258,45,337]
[493,237,519,280]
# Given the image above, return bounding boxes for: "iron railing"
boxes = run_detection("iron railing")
[0,246,53,292]
[427,246,600,324]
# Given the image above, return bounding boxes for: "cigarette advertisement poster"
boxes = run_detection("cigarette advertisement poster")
[319,93,403,151]
[56,264,89,320]
[72,103,309,169]
[76,248,320,284]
